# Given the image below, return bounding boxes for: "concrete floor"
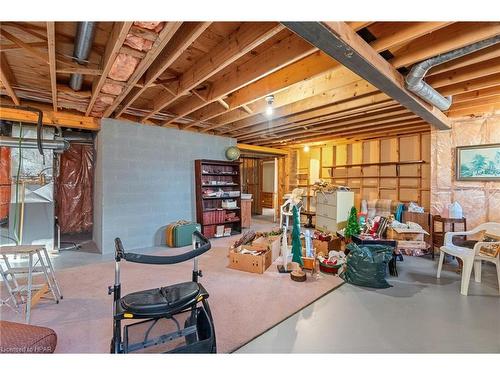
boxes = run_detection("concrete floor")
[236,255,500,353]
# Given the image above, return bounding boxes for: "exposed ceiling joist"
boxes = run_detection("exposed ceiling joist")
[390,22,500,68]
[238,105,408,141]
[0,101,100,130]
[178,32,318,129]
[255,111,419,145]
[283,21,451,130]
[235,100,398,140]
[140,22,285,122]
[46,22,57,111]
[218,79,383,135]
[114,22,211,118]
[201,21,453,133]
[237,143,289,155]
[102,22,184,117]
[0,53,20,105]
[85,22,133,116]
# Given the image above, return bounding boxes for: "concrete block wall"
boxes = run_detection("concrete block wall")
[93,118,236,253]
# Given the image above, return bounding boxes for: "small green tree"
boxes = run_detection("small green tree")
[344,206,361,239]
[291,205,303,267]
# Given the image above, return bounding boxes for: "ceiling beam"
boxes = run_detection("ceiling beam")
[438,73,500,97]
[177,32,317,128]
[0,41,47,52]
[283,21,451,130]
[428,43,500,77]
[0,53,20,105]
[259,121,429,146]
[0,28,102,74]
[114,22,211,118]
[0,102,100,130]
[140,22,285,122]
[368,22,453,53]
[217,81,385,135]
[171,21,388,128]
[85,22,133,116]
[237,143,289,156]
[238,105,407,141]
[46,22,57,111]
[200,21,452,133]
[254,112,418,144]
[102,22,184,118]
[235,100,398,140]
[390,22,500,68]
[426,57,500,88]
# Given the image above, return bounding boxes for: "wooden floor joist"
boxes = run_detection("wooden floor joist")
[283,21,451,130]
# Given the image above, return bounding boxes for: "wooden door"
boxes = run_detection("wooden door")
[240,157,262,215]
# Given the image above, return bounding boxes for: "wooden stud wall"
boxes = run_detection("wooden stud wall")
[294,132,431,212]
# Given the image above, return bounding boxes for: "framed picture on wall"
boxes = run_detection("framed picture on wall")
[456,143,500,181]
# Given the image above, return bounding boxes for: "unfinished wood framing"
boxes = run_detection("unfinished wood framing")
[0,21,498,145]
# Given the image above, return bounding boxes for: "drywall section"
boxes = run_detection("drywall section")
[262,161,275,193]
[431,113,500,229]
[93,118,236,253]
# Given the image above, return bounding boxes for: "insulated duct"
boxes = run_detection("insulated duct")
[0,136,69,152]
[69,22,97,91]
[405,35,500,111]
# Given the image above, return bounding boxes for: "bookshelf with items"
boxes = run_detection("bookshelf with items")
[195,159,242,238]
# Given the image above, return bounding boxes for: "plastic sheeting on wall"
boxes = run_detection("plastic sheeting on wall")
[56,144,94,234]
[430,113,500,230]
[0,147,10,220]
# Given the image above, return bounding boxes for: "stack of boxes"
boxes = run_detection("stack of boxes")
[386,227,430,256]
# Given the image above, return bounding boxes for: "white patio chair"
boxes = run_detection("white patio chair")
[437,222,500,296]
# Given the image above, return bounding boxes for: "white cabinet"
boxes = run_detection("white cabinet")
[315,191,354,233]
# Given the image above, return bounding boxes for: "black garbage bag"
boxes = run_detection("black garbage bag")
[341,242,393,288]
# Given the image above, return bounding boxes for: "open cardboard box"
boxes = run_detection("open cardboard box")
[228,244,272,274]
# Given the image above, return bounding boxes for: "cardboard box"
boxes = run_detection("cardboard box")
[253,235,281,261]
[228,248,272,274]
[397,240,428,249]
[302,256,315,270]
[387,227,428,242]
[313,238,342,254]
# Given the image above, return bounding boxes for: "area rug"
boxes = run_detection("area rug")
[0,245,344,353]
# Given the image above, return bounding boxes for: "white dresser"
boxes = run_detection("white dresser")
[315,191,354,233]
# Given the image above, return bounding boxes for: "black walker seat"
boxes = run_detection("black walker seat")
[109,231,216,354]
[118,282,208,318]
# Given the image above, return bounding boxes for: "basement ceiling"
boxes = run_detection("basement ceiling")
[1,21,499,146]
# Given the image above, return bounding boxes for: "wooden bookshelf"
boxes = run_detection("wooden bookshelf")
[195,159,242,238]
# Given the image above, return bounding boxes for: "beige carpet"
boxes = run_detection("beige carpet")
[0,245,344,353]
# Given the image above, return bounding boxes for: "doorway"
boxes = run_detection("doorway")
[240,155,286,223]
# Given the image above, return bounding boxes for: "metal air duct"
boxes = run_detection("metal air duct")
[69,22,97,91]
[405,35,500,111]
[0,136,69,152]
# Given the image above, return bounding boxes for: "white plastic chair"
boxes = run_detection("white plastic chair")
[437,222,500,296]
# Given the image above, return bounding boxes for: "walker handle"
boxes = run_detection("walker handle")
[114,231,211,265]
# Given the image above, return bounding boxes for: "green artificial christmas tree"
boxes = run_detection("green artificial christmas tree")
[291,205,304,267]
[344,206,361,239]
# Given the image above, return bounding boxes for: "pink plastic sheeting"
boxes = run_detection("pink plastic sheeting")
[108,53,140,82]
[430,114,500,229]
[56,144,94,234]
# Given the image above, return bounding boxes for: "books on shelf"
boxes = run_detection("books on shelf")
[202,210,240,225]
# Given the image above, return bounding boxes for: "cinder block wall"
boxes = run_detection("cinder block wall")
[93,119,236,253]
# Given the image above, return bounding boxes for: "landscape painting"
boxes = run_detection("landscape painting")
[456,144,500,181]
